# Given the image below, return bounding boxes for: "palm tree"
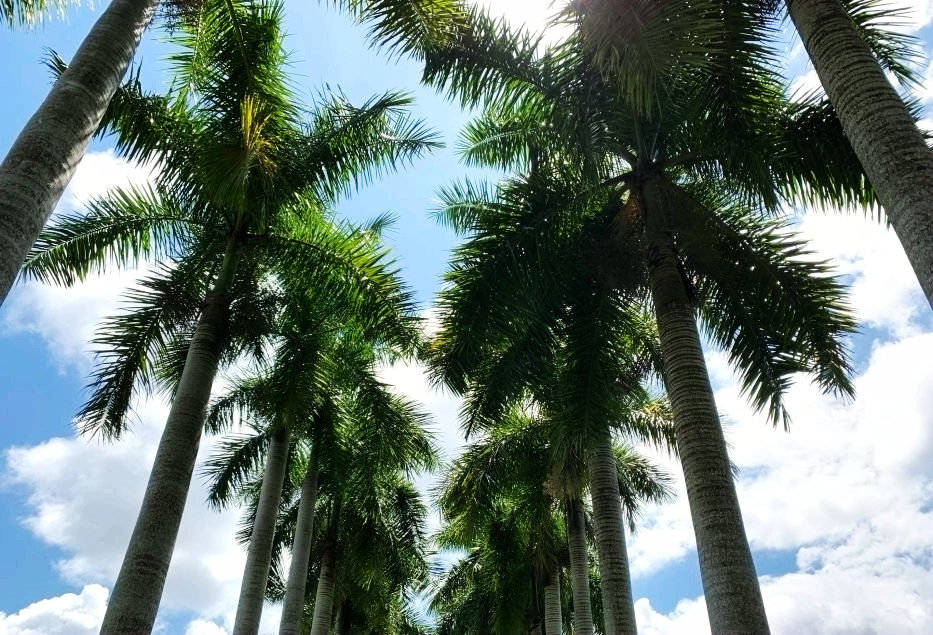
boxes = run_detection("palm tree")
[423,11,864,631]
[204,290,435,634]
[782,0,933,308]
[257,416,434,635]
[570,0,933,306]
[434,409,671,635]
[20,1,436,631]
[0,0,466,306]
[0,0,158,304]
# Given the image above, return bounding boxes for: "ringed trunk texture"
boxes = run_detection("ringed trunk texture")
[0,0,156,305]
[308,546,337,635]
[543,570,563,635]
[232,428,291,635]
[99,291,231,633]
[100,245,240,635]
[566,498,594,635]
[643,217,769,634]
[279,464,320,635]
[588,433,637,635]
[786,0,933,309]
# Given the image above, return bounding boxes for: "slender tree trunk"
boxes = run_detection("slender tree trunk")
[566,498,594,635]
[785,0,933,309]
[308,546,337,635]
[232,428,291,635]
[544,570,563,635]
[0,0,156,305]
[641,202,769,635]
[588,432,637,635]
[100,244,240,635]
[335,601,352,635]
[279,463,320,635]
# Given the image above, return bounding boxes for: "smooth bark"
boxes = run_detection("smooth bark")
[543,570,563,635]
[232,428,291,635]
[279,463,320,635]
[588,432,637,635]
[643,206,769,634]
[566,498,594,635]
[308,546,337,635]
[100,245,240,635]
[0,0,156,305]
[786,0,933,308]
[335,601,352,635]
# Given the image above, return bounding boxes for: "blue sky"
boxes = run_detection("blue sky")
[1,2,933,634]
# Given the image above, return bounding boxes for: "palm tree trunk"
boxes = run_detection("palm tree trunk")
[279,463,320,635]
[308,546,337,635]
[335,601,352,635]
[642,210,769,634]
[587,432,637,635]
[566,498,594,635]
[785,0,933,309]
[99,243,241,635]
[232,428,291,635]
[543,569,562,635]
[0,0,156,305]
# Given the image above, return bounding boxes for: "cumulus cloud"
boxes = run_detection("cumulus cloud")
[0,585,108,635]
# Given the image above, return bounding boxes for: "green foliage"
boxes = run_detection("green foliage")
[24,0,435,441]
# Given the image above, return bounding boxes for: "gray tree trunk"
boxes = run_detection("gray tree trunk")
[566,498,594,635]
[99,245,240,635]
[588,433,637,635]
[786,0,933,309]
[232,428,291,635]
[308,546,337,635]
[0,0,156,305]
[279,463,320,635]
[643,215,769,634]
[335,601,351,635]
[543,570,562,635]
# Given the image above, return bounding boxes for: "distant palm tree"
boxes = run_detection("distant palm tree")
[203,291,436,634]
[423,11,863,631]
[21,1,436,631]
[256,426,434,635]
[433,410,672,635]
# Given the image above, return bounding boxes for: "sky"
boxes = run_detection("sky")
[1,1,933,634]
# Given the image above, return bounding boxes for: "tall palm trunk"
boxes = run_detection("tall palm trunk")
[641,197,770,635]
[100,244,241,635]
[588,432,637,635]
[308,545,337,635]
[543,569,562,635]
[232,427,291,635]
[566,498,594,635]
[785,0,933,309]
[0,0,156,305]
[279,463,320,635]
[334,601,352,635]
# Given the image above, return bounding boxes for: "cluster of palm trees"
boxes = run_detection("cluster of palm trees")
[1,0,930,634]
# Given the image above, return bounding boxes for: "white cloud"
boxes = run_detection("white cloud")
[0,585,108,635]
[796,214,930,338]
[1,150,154,372]
[184,619,229,635]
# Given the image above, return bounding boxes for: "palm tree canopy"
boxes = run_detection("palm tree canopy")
[424,14,861,428]
[21,0,440,440]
